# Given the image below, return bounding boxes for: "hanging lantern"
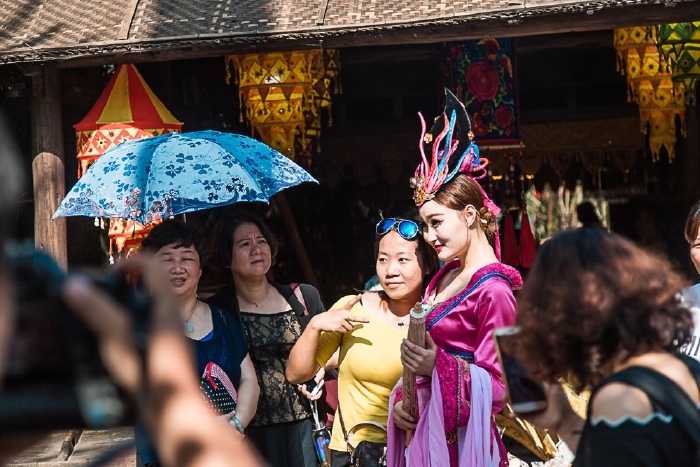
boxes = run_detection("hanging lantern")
[75,64,182,258]
[296,49,343,166]
[655,22,700,105]
[226,51,316,159]
[75,64,182,177]
[226,49,342,166]
[614,27,686,162]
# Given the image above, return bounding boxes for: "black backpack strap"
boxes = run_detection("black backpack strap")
[603,365,700,447]
[679,354,700,389]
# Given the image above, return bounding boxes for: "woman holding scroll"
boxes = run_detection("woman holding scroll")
[286,214,438,466]
[388,89,522,467]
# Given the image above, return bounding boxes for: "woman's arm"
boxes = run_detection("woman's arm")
[234,354,260,428]
[286,295,366,384]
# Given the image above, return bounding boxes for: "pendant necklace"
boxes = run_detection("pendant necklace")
[238,283,272,308]
[184,302,199,333]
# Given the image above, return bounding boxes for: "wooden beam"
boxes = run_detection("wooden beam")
[31,62,67,268]
[55,1,699,69]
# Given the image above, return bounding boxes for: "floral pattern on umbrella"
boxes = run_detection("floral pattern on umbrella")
[53,130,318,224]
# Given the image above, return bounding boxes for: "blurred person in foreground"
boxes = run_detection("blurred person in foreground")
[135,219,260,465]
[286,213,438,466]
[514,228,697,466]
[0,126,264,464]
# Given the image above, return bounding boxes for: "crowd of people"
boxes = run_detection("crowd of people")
[2,90,700,467]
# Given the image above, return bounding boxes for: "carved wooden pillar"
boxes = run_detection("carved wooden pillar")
[31,62,67,267]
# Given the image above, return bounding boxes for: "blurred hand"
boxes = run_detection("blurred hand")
[311,295,369,333]
[401,332,437,376]
[515,382,577,433]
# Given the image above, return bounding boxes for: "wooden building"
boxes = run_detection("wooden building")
[0,0,699,297]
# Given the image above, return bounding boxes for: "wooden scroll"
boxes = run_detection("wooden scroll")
[402,302,428,440]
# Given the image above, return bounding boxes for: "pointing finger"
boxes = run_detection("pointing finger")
[347,314,370,323]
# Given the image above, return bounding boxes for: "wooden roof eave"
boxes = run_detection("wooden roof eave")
[0,0,697,68]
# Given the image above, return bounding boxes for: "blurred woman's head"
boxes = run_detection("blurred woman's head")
[374,215,438,301]
[515,228,692,387]
[418,174,496,262]
[142,220,206,299]
[211,211,278,280]
[684,199,700,274]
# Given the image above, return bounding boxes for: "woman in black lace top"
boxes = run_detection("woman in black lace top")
[209,211,328,467]
[513,229,698,466]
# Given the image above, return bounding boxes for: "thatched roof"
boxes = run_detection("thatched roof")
[0,0,697,65]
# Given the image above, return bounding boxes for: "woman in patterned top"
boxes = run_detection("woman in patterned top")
[208,210,327,467]
[136,219,259,466]
[515,229,698,466]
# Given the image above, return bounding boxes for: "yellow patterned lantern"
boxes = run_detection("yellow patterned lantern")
[226,49,341,167]
[614,27,686,162]
[655,22,700,105]
[226,51,316,159]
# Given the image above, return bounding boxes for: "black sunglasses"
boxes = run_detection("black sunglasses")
[376,218,422,240]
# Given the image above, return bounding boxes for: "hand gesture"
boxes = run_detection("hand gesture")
[401,331,437,376]
[311,294,369,333]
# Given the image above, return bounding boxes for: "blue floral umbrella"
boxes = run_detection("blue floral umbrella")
[53,130,318,224]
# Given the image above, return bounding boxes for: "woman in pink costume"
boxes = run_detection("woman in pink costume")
[388,89,522,467]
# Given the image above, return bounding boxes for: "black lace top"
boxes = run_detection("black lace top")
[240,309,311,426]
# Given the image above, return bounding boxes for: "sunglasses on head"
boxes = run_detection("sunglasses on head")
[376,218,422,240]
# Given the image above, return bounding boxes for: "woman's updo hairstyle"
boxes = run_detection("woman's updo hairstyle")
[433,173,496,247]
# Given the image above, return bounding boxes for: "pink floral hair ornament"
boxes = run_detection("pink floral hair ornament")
[410,88,502,259]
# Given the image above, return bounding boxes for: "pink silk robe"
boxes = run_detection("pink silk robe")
[393,261,522,467]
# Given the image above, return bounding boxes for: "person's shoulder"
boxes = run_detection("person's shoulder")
[330,294,366,312]
[473,262,523,291]
[590,382,653,425]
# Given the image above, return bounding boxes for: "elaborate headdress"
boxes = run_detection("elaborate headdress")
[410,88,502,257]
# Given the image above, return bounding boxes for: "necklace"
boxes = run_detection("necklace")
[184,301,199,333]
[237,283,272,308]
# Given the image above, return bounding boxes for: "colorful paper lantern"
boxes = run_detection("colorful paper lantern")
[74,64,182,257]
[226,51,316,159]
[655,22,700,105]
[75,64,183,177]
[226,49,341,166]
[614,27,686,162]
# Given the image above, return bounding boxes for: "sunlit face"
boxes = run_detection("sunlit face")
[419,200,476,262]
[376,231,426,302]
[229,223,272,279]
[691,229,700,275]
[155,243,202,300]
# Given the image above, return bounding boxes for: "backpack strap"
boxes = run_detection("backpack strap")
[290,282,309,317]
[601,363,700,448]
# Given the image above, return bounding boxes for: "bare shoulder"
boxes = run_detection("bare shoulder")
[590,383,653,423]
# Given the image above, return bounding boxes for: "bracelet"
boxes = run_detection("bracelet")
[230,415,245,435]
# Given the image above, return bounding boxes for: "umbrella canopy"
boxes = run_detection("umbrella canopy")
[53,130,318,224]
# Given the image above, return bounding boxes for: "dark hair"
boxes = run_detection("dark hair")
[141,220,207,262]
[576,201,602,227]
[373,209,439,278]
[433,173,496,247]
[515,228,692,387]
[684,199,700,244]
[210,210,278,271]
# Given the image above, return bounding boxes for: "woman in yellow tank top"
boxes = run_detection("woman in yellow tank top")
[286,214,438,466]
